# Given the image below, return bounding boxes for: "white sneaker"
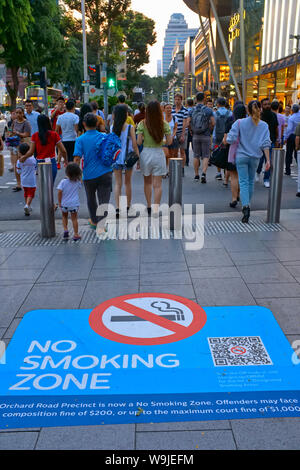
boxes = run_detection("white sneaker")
[255,173,260,182]
[264,181,270,188]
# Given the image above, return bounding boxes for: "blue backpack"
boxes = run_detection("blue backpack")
[96,132,121,167]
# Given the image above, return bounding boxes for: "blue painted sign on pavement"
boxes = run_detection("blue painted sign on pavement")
[0,293,299,429]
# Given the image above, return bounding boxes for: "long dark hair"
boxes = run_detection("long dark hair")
[37,114,52,146]
[79,103,93,133]
[112,104,128,137]
[233,104,247,121]
[145,101,164,144]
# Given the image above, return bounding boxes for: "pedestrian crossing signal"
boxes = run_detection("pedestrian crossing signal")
[108,78,116,88]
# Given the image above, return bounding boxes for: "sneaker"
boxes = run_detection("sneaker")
[73,235,81,242]
[201,174,207,184]
[194,175,200,181]
[264,181,270,188]
[215,173,222,181]
[296,193,300,198]
[255,173,260,182]
[63,231,69,239]
[24,205,30,216]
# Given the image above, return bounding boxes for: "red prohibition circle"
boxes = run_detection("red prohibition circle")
[231,346,247,355]
[89,293,207,346]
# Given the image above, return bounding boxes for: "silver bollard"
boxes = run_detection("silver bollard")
[266,148,285,224]
[169,158,183,231]
[38,162,56,238]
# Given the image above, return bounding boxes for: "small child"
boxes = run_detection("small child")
[57,163,82,241]
[16,143,37,216]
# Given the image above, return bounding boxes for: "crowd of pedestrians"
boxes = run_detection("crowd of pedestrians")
[0,92,300,236]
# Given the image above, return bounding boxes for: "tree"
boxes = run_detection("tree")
[0,0,33,108]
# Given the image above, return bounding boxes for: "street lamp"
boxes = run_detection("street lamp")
[290,34,300,91]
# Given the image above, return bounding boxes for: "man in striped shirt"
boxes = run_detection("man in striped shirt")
[172,94,189,176]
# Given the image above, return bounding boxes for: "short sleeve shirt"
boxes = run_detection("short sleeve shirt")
[57,112,79,142]
[172,105,188,135]
[57,178,81,208]
[12,119,31,138]
[32,131,61,160]
[136,121,171,148]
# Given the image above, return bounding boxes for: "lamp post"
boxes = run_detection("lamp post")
[81,0,89,104]
[290,34,300,91]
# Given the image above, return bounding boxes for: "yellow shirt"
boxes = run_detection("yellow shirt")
[126,116,135,127]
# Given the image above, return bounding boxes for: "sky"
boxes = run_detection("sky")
[131,0,199,77]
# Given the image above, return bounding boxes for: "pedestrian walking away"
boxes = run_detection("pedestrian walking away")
[225,100,271,224]
[73,113,113,234]
[213,97,233,181]
[57,163,82,241]
[111,104,139,217]
[137,101,172,216]
[295,122,300,198]
[16,143,37,216]
[284,104,300,175]
[256,98,278,188]
[163,103,179,176]
[56,99,79,163]
[19,114,67,185]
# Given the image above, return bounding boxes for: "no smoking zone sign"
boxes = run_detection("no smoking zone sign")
[89,293,207,346]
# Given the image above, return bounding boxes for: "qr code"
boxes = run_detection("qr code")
[208,336,273,367]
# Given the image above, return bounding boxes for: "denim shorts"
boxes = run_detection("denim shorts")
[61,206,79,214]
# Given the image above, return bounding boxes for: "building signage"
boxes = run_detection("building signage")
[228,10,246,43]
[0,294,299,430]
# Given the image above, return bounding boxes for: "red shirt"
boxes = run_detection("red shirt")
[32,131,61,160]
[51,109,65,131]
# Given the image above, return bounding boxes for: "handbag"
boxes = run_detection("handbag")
[228,120,241,164]
[124,125,139,169]
[5,136,20,147]
[210,144,228,170]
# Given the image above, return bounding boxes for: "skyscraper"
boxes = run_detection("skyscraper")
[162,13,198,77]
[157,60,162,77]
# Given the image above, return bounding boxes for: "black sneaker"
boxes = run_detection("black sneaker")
[194,175,200,181]
[215,173,222,181]
[296,193,300,198]
[201,174,206,184]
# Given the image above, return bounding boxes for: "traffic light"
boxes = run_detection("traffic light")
[31,70,47,88]
[88,65,97,86]
[96,64,101,89]
[107,70,116,89]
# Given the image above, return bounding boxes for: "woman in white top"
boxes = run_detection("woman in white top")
[163,104,178,176]
[112,104,139,217]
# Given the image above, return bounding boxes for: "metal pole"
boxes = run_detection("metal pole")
[266,149,285,224]
[38,162,56,238]
[169,158,183,231]
[239,0,246,102]
[81,0,89,104]
[42,66,48,116]
[209,0,242,101]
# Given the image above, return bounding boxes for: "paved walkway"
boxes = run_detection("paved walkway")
[0,209,300,449]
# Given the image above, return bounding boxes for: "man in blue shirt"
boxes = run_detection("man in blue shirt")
[284,104,300,175]
[73,113,112,232]
[24,100,39,136]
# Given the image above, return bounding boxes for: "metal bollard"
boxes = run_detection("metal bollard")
[38,162,56,238]
[169,158,183,231]
[266,148,285,224]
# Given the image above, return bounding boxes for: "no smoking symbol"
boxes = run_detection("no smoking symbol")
[231,346,247,355]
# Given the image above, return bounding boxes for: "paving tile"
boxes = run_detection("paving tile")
[140,271,191,286]
[238,263,295,284]
[231,418,300,450]
[228,250,277,265]
[140,250,186,263]
[36,425,135,450]
[97,240,140,253]
[268,246,300,262]
[0,268,44,283]
[139,284,196,299]
[0,251,54,269]
[80,280,139,308]
[93,251,140,269]
[140,262,188,275]
[193,278,255,306]
[256,231,297,241]
[284,265,300,278]
[0,328,6,339]
[256,298,300,335]
[3,318,22,339]
[37,254,95,283]
[247,283,300,299]
[0,284,33,327]
[16,280,86,318]
[185,249,234,268]
[0,432,38,450]
[189,266,241,279]
[89,268,139,281]
[262,239,300,248]
[136,420,231,432]
[136,430,236,450]
[218,235,266,253]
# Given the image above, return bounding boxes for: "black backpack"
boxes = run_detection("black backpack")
[215,110,231,144]
[191,105,210,135]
